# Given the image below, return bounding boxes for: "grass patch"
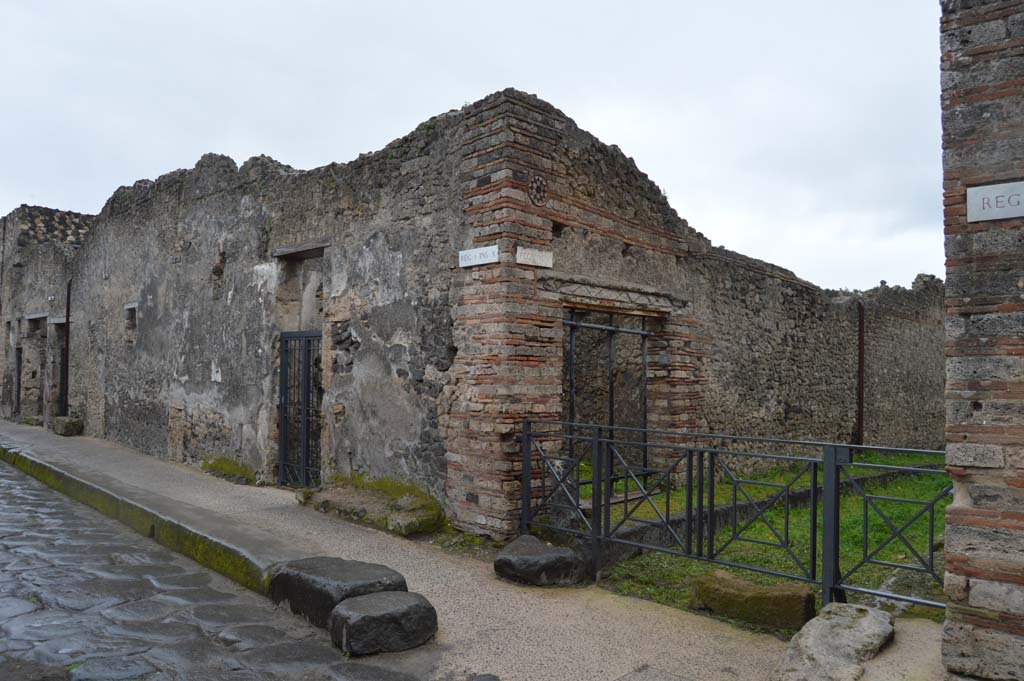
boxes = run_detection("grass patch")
[605,468,951,619]
[574,449,944,525]
[200,457,256,485]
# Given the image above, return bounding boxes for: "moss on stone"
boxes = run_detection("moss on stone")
[317,473,445,536]
[689,570,815,632]
[201,457,256,485]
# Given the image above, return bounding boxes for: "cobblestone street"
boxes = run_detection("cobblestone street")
[0,461,415,681]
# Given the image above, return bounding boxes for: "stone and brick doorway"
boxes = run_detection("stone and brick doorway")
[13,346,22,414]
[278,331,323,487]
[562,309,660,491]
[563,309,652,433]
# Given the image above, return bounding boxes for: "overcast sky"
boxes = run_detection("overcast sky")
[0,1,943,290]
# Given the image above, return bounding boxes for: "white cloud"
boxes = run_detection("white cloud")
[0,0,943,290]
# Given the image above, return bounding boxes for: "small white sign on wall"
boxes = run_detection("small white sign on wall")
[458,245,499,268]
[515,247,553,268]
[967,181,1024,222]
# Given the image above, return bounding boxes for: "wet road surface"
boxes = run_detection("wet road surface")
[0,460,416,681]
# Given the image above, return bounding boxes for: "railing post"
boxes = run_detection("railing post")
[590,425,603,581]
[520,419,532,535]
[821,445,850,605]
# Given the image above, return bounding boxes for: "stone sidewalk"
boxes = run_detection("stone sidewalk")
[0,421,785,680]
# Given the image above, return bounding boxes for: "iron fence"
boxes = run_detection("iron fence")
[520,420,951,608]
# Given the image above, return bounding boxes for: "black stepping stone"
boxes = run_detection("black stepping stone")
[493,535,584,586]
[268,557,407,628]
[328,591,437,656]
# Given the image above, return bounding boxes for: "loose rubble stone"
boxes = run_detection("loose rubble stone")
[689,570,814,630]
[268,557,407,628]
[51,418,83,437]
[328,591,437,656]
[493,535,584,586]
[771,603,894,681]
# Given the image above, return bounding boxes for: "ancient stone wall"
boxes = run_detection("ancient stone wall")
[690,249,860,445]
[861,275,946,448]
[0,116,468,502]
[0,88,947,540]
[939,1,1024,678]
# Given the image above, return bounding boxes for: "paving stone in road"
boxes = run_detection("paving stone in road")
[0,461,418,681]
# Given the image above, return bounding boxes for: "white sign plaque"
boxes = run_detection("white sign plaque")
[458,245,499,268]
[515,246,553,268]
[967,181,1024,222]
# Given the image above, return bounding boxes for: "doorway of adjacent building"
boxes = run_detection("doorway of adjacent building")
[13,346,22,414]
[278,331,323,487]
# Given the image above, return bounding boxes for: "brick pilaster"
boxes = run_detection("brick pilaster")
[940,1,1024,678]
[442,93,564,538]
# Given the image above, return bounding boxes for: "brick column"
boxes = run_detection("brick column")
[940,2,1024,678]
[442,93,563,538]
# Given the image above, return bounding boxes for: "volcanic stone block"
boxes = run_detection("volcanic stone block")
[268,557,407,628]
[52,417,83,437]
[772,602,894,681]
[689,570,815,631]
[328,591,437,656]
[493,535,584,586]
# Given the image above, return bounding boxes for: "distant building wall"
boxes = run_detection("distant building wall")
[939,1,1024,678]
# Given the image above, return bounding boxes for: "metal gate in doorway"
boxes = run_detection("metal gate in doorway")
[563,310,654,485]
[13,347,22,414]
[278,331,323,487]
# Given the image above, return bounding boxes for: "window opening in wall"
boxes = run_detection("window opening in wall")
[124,304,138,343]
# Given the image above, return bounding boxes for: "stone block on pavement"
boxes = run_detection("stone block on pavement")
[689,570,814,631]
[268,557,407,628]
[772,602,894,681]
[328,591,437,656]
[51,417,83,437]
[493,535,584,586]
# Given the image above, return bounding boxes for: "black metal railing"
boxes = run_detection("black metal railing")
[520,420,950,609]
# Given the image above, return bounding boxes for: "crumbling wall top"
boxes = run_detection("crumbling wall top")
[8,204,94,248]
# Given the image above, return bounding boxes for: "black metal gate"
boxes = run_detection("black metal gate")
[56,325,69,416]
[278,331,323,487]
[521,420,952,609]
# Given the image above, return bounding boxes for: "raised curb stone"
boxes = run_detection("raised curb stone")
[328,591,437,656]
[493,535,584,586]
[771,602,895,681]
[689,569,814,630]
[268,557,407,628]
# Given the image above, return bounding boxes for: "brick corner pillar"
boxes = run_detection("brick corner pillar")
[940,2,1024,679]
[441,92,563,539]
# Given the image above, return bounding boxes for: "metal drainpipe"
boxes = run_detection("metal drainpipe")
[854,299,865,446]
